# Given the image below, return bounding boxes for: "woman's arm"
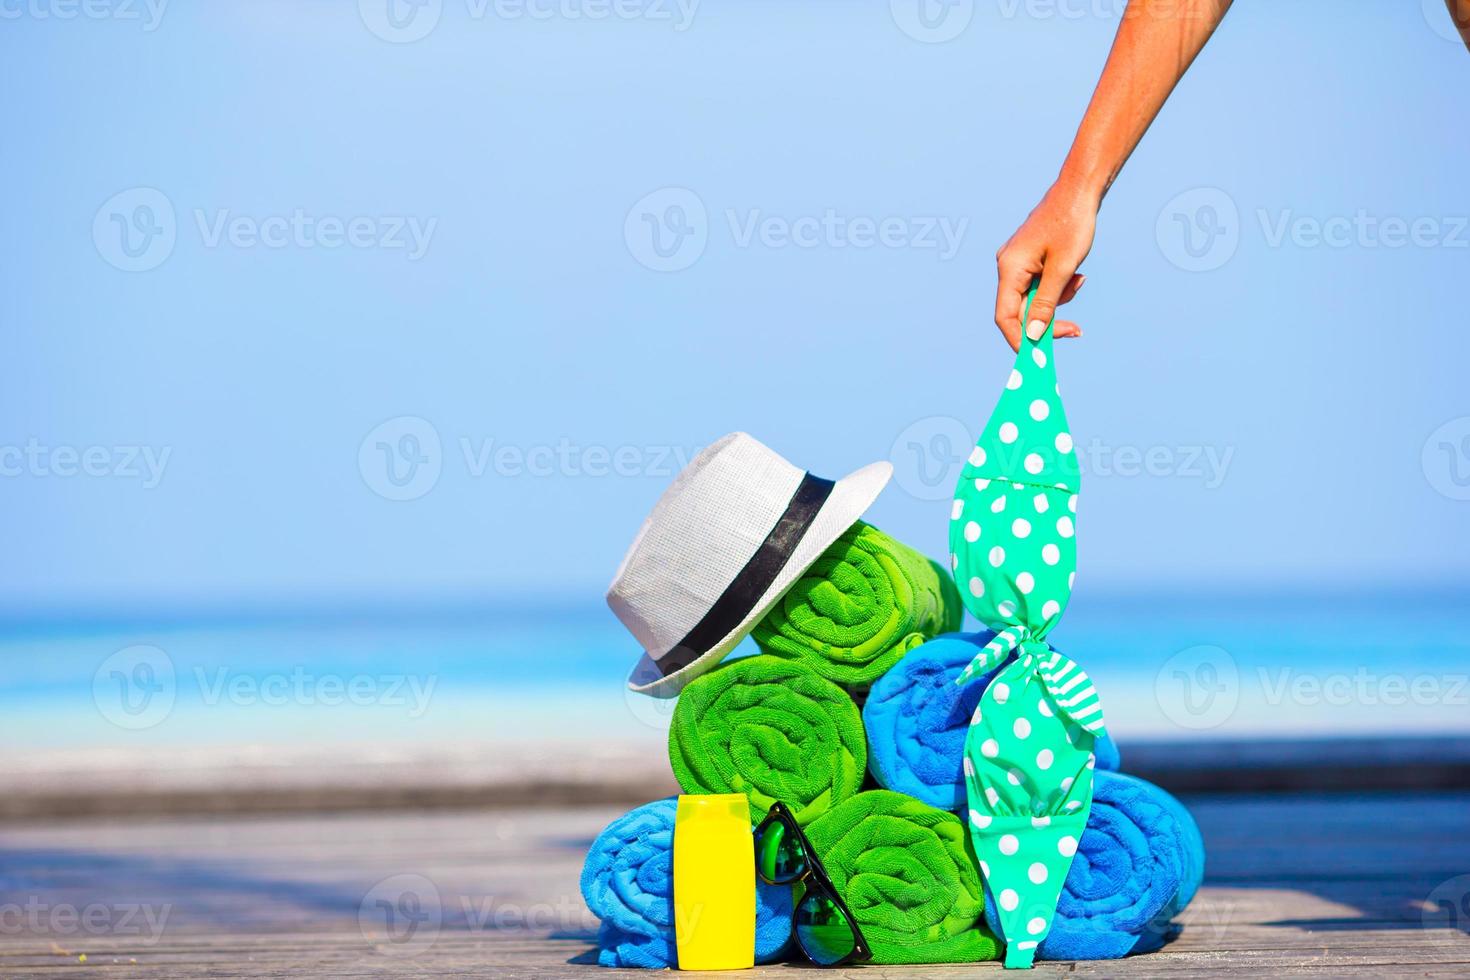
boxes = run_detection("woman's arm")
[994,0,1234,350]
[1448,0,1470,53]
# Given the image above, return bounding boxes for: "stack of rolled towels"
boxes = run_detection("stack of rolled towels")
[582,522,1204,966]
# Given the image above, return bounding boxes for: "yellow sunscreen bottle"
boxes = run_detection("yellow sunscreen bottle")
[673,793,756,970]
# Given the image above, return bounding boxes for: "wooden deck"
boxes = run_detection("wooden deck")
[1,794,1467,977]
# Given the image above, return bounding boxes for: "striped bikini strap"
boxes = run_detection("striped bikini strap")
[956,628,1107,736]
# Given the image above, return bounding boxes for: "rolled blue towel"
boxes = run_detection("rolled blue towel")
[863,631,1120,810]
[579,797,793,968]
[984,769,1205,960]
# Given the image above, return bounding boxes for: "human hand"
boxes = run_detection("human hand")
[993,183,1100,351]
[986,0,1232,349]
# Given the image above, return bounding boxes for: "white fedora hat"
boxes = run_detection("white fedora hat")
[610,432,892,699]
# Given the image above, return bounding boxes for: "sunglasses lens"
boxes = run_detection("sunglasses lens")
[795,892,858,966]
[756,817,808,884]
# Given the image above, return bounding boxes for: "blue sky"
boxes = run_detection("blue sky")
[3,1,1468,614]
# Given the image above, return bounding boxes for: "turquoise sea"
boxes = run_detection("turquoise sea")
[3,589,1468,754]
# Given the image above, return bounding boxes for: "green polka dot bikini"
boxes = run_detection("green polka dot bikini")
[949,283,1106,969]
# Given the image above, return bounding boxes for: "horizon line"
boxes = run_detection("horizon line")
[3,579,1468,636]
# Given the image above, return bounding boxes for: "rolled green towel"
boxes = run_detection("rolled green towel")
[668,655,866,827]
[805,789,1000,965]
[752,521,963,694]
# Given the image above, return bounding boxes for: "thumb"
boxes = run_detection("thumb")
[1023,261,1075,342]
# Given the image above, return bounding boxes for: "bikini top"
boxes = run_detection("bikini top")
[948,283,1108,970]
[947,285,1104,736]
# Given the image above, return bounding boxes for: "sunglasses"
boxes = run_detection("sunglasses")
[754,802,872,967]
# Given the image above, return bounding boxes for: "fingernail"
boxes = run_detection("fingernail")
[1026,319,1046,341]
[1075,275,1087,292]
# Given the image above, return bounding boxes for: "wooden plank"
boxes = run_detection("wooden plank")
[0,797,1467,977]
